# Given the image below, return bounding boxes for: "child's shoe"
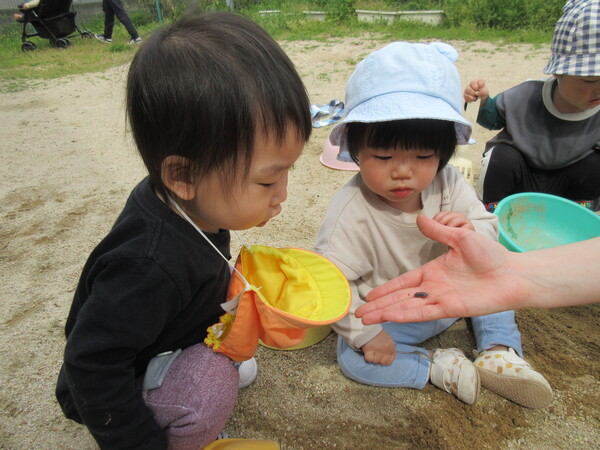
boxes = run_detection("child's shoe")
[235,357,258,388]
[474,348,553,409]
[430,348,480,404]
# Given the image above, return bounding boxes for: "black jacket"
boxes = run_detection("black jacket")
[56,178,230,449]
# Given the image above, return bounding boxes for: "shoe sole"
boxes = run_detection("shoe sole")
[238,373,257,389]
[458,363,481,405]
[478,369,553,408]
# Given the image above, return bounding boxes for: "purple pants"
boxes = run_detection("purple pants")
[143,344,239,450]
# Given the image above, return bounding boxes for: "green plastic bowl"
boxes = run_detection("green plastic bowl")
[494,193,600,252]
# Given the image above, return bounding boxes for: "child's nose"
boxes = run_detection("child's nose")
[391,164,411,179]
[274,186,287,205]
[272,175,288,205]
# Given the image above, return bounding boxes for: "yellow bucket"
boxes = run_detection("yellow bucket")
[259,324,332,350]
[204,438,280,449]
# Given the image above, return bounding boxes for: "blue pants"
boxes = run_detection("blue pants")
[337,312,522,388]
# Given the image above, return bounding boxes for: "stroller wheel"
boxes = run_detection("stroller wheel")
[56,38,71,49]
[81,31,94,39]
[21,41,36,52]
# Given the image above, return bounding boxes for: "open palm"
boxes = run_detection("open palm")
[356,215,521,323]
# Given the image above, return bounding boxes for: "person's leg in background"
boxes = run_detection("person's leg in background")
[558,150,600,210]
[479,144,531,206]
[94,0,115,43]
[102,0,115,40]
[479,144,600,211]
[108,0,140,41]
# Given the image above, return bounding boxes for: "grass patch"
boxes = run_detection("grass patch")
[0,19,155,92]
[256,16,551,45]
[353,1,442,11]
[0,3,553,93]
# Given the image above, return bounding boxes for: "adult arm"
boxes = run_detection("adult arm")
[355,215,600,324]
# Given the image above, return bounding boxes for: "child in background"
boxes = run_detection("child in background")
[56,12,311,448]
[464,0,600,211]
[13,0,39,22]
[315,42,553,408]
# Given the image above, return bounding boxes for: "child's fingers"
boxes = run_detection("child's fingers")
[463,87,477,102]
[445,216,467,228]
[432,210,452,224]
[363,349,394,365]
[463,93,477,103]
[432,212,471,229]
[464,80,487,102]
[447,217,474,230]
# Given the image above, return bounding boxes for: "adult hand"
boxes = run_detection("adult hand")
[355,215,519,324]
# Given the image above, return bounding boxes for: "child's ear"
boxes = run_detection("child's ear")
[161,155,196,201]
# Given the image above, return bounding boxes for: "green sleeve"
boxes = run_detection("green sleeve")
[476,96,505,130]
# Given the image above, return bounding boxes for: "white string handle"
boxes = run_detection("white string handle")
[166,193,251,291]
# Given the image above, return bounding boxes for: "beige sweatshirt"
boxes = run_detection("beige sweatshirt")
[315,165,498,349]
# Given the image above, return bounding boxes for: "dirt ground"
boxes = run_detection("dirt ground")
[1,36,599,449]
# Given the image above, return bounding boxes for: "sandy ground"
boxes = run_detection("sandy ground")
[1,36,599,449]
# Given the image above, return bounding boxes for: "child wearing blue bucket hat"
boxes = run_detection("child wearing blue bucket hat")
[464,0,600,211]
[316,41,553,408]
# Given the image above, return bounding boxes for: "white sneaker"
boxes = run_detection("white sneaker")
[430,348,480,404]
[235,357,257,388]
[474,348,553,408]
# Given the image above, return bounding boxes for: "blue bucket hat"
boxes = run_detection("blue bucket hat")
[544,0,600,76]
[329,41,472,146]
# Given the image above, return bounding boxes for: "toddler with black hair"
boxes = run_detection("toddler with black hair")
[56,12,311,448]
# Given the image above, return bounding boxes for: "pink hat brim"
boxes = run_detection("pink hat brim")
[319,137,359,171]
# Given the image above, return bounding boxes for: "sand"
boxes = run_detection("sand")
[1,36,599,449]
